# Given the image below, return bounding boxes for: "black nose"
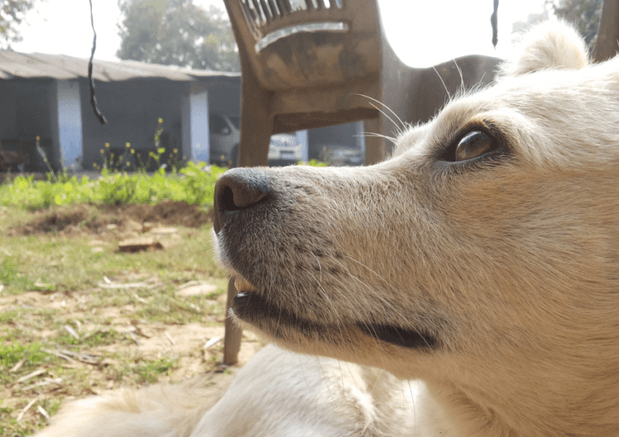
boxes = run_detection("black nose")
[213,168,272,233]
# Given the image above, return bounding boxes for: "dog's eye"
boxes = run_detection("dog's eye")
[454,131,495,162]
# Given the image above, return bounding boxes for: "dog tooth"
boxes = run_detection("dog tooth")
[234,292,251,306]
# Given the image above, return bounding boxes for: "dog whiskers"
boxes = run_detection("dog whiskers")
[359,131,399,146]
[341,255,400,296]
[300,266,348,346]
[351,93,407,133]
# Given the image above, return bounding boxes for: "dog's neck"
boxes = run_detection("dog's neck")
[426,379,619,437]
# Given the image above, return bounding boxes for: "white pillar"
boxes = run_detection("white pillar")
[182,90,209,163]
[56,80,83,170]
[296,129,308,162]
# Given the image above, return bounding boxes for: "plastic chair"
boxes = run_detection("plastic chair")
[221,0,502,364]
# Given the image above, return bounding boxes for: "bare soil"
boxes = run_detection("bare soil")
[0,204,262,435]
[11,200,214,237]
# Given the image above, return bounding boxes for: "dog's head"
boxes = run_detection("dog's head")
[213,20,619,434]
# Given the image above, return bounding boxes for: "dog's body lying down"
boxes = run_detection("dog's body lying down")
[38,344,439,437]
[37,21,619,437]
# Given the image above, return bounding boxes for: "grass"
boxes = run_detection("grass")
[0,159,328,211]
[0,155,327,435]
[129,357,179,384]
[0,203,230,436]
[0,162,227,211]
[0,213,226,295]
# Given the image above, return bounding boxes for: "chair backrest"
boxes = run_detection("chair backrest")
[225,0,382,90]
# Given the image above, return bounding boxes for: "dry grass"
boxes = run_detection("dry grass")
[0,204,261,436]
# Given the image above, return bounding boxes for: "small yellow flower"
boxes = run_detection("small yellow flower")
[126,162,130,167]
[130,149,135,155]
[105,142,110,148]
[100,149,104,154]
[126,142,131,148]
[158,117,163,124]
[36,136,41,141]
[173,148,178,154]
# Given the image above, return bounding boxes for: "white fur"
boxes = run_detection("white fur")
[36,21,619,437]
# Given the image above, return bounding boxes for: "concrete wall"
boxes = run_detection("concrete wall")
[79,76,241,170]
[79,79,188,171]
[204,78,241,117]
[0,80,56,170]
[0,75,366,171]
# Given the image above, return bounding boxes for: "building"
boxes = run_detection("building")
[0,51,238,172]
[0,51,363,172]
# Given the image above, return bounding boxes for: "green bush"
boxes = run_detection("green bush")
[298,159,330,167]
[0,162,226,210]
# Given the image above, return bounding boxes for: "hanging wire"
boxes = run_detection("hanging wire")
[88,0,108,125]
[491,0,499,48]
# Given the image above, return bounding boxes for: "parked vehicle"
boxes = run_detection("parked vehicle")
[267,133,303,166]
[324,145,363,166]
[209,113,303,167]
[209,113,240,167]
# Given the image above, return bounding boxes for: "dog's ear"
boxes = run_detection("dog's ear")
[499,20,589,78]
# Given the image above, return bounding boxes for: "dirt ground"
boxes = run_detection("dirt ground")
[0,202,263,435]
[10,200,214,237]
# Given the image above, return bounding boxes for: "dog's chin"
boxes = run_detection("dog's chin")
[230,276,439,353]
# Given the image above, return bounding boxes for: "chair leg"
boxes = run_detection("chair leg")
[237,89,273,167]
[223,277,242,364]
[364,117,386,165]
[222,81,273,365]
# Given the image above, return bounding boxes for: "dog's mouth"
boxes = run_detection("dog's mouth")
[356,323,438,349]
[231,276,438,351]
[233,276,258,305]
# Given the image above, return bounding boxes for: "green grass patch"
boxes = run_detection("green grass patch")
[0,341,49,371]
[0,162,226,210]
[0,223,225,295]
[133,357,179,384]
[54,327,133,348]
[0,157,247,435]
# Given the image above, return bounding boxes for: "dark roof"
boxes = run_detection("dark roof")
[0,51,239,81]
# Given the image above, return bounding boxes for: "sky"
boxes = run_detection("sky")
[12,0,549,68]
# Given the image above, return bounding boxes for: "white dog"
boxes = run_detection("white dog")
[38,21,619,437]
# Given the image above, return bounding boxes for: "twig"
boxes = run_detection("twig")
[15,368,46,384]
[165,331,175,345]
[134,294,148,304]
[37,405,50,420]
[204,337,222,350]
[42,348,75,363]
[64,324,80,341]
[21,378,64,392]
[57,349,101,365]
[16,397,38,421]
[10,358,25,372]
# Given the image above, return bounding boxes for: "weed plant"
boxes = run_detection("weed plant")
[0,117,330,210]
[0,162,226,210]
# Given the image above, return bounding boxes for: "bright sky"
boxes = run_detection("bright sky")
[13,0,549,68]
